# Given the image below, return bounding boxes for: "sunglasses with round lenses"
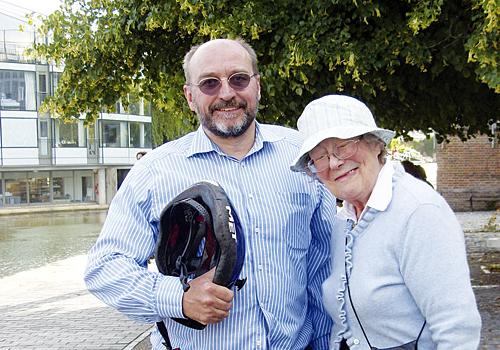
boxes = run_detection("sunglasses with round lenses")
[193,72,257,95]
[307,138,361,174]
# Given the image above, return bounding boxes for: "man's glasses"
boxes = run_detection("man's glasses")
[307,138,361,174]
[191,72,257,95]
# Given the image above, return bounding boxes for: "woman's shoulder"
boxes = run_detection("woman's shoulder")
[394,170,447,208]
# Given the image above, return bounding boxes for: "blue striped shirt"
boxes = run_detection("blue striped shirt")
[84,122,336,349]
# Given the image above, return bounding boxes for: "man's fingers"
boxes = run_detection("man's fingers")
[182,269,235,324]
[199,268,234,301]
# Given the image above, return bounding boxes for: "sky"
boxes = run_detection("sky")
[0,0,63,18]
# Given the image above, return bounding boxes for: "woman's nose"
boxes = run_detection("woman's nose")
[328,154,344,169]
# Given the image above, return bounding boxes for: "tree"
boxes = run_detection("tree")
[31,0,499,145]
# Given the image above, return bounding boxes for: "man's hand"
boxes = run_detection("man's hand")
[182,268,234,325]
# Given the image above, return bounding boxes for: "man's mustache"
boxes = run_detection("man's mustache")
[210,100,247,113]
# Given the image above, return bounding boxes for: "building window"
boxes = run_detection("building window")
[38,73,48,107]
[128,122,152,148]
[28,173,50,203]
[55,120,79,147]
[127,93,141,115]
[129,122,141,148]
[144,123,152,148]
[0,170,96,205]
[102,120,127,147]
[4,172,27,205]
[143,100,152,116]
[0,70,36,110]
[51,72,61,95]
[52,171,75,202]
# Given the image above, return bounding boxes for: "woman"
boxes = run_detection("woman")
[291,95,481,349]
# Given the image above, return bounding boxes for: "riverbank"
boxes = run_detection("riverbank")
[0,202,109,216]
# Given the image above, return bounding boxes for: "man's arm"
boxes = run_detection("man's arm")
[307,183,336,349]
[84,164,185,323]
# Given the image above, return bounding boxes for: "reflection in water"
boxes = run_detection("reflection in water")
[0,210,107,277]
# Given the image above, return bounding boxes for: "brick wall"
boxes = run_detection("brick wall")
[436,135,499,211]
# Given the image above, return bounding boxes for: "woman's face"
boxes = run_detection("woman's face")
[309,136,384,207]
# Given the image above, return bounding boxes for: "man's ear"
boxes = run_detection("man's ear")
[255,75,261,101]
[183,85,196,112]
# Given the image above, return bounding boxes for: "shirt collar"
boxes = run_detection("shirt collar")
[339,160,395,222]
[185,121,283,158]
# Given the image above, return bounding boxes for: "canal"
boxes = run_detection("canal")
[0,210,106,277]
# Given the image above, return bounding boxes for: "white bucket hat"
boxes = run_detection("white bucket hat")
[290,94,395,172]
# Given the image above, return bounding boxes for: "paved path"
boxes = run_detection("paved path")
[0,255,152,350]
[0,211,498,350]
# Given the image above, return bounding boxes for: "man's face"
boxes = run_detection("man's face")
[183,40,261,138]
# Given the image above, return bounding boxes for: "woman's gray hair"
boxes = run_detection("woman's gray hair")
[362,133,389,164]
[183,38,259,84]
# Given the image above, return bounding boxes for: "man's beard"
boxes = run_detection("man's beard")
[197,98,258,138]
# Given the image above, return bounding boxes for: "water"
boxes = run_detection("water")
[0,210,107,277]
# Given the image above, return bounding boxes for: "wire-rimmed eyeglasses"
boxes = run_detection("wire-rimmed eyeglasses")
[307,138,361,174]
[191,72,257,96]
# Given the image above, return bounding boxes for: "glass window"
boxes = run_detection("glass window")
[4,172,27,205]
[127,93,141,115]
[82,175,94,202]
[52,177,66,201]
[40,120,48,138]
[51,72,61,95]
[56,121,79,147]
[102,120,127,147]
[0,70,36,110]
[129,122,141,148]
[38,74,48,106]
[52,170,75,201]
[144,123,152,148]
[143,99,152,116]
[29,173,50,203]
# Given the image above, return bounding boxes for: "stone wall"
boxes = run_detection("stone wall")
[436,135,499,211]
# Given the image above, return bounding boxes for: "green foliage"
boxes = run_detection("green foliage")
[30,0,499,145]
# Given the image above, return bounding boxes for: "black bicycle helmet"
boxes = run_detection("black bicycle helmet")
[155,181,246,330]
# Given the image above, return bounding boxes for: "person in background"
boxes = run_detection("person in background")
[84,38,336,349]
[136,151,147,160]
[291,94,481,350]
[401,159,434,188]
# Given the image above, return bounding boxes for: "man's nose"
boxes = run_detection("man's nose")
[217,79,236,100]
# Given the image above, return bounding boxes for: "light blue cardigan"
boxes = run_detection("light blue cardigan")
[323,163,481,350]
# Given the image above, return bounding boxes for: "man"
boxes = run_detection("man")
[84,38,336,349]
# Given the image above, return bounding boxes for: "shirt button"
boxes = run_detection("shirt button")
[257,264,263,271]
[255,227,259,234]
[249,194,254,199]
[353,339,360,345]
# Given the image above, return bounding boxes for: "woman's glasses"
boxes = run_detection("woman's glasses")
[307,138,361,174]
[191,72,257,96]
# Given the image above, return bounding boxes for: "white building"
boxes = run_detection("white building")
[0,9,152,207]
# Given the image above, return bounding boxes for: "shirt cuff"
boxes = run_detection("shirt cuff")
[155,274,185,319]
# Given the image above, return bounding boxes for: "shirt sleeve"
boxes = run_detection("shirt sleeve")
[308,183,336,348]
[400,203,481,350]
[83,164,185,323]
